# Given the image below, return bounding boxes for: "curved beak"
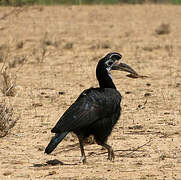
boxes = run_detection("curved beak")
[112,62,139,78]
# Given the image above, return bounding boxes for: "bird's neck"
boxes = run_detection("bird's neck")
[96,65,116,89]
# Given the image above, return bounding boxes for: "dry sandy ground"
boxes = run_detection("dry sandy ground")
[0,4,181,179]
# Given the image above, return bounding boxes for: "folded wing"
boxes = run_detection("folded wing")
[51,88,121,133]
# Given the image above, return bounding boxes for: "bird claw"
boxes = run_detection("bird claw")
[79,156,86,164]
[108,150,114,161]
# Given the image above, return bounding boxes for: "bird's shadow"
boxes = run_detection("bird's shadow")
[33,159,78,168]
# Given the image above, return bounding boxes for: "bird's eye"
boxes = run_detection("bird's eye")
[107,60,114,66]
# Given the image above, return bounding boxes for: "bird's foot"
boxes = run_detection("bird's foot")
[79,155,86,164]
[108,149,114,161]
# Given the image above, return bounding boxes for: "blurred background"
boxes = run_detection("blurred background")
[0,0,181,5]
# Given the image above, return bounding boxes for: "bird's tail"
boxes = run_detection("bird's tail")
[45,132,68,154]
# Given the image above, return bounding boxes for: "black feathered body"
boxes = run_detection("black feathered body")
[51,87,122,143]
[45,52,125,160]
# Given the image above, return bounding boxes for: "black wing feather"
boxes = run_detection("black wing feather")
[51,88,121,133]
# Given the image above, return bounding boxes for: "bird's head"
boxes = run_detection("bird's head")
[101,52,139,78]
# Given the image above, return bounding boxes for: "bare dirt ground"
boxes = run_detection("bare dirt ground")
[0,4,181,179]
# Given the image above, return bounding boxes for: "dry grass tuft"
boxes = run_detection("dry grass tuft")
[142,44,161,51]
[0,52,4,63]
[8,55,26,68]
[0,46,17,96]
[0,44,27,96]
[34,32,48,63]
[0,103,17,137]
[155,23,170,35]
[64,42,74,49]
[32,33,60,63]
[164,44,173,56]
[0,68,17,96]
[16,41,24,49]
[0,44,8,62]
[90,41,110,49]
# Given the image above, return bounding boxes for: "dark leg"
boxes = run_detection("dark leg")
[96,140,114,161]
[77,135,86,164]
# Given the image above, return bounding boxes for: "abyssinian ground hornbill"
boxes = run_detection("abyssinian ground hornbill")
[45,52,140,163]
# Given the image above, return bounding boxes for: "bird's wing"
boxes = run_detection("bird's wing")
[51,88,120,133]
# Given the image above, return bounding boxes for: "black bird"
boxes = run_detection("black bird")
[45,52,138,163]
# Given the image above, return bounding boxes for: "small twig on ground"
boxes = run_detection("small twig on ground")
[96,138,152,157]
[116,138,152,157]
[137,98,148,110]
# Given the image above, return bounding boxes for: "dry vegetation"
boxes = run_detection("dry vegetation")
[0,103,17,137]
[0,4,181,179]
